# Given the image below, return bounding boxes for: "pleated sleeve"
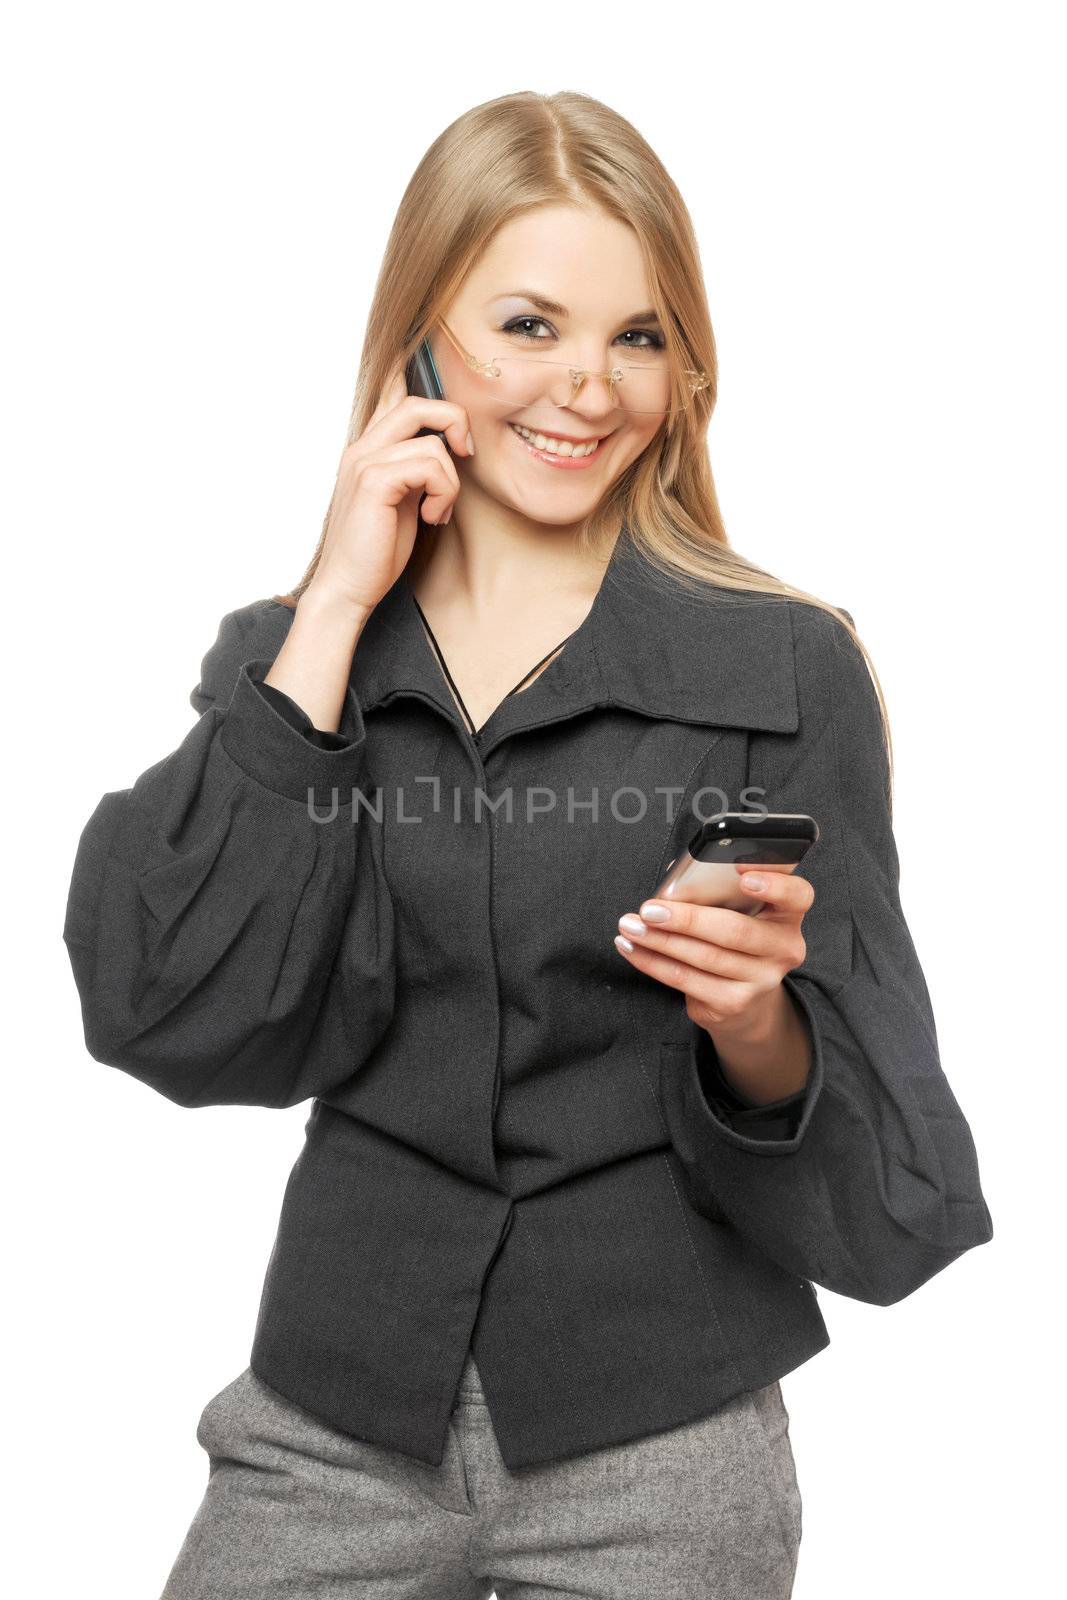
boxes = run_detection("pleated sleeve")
[662,602,994,1306]
[62,600,396,1109]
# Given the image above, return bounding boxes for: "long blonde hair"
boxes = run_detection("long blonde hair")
[273,89,894,796]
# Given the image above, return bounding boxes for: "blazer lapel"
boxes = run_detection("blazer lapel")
[347,524,800,756]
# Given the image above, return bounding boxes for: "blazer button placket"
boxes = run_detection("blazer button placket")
[453,712,511,1191]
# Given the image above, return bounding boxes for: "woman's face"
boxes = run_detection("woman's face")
[434,205,668,527]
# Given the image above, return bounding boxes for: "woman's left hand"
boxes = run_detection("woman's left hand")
[613,865,814,1041]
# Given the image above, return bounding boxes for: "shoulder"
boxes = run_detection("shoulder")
[782,599,891,811]
[189,597,296,716]
[785,594,857,654]
[747,598,888,788]
[784,597,871,715]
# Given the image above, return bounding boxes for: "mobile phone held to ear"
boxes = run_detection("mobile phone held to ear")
[404,336,450,445]
[651,812,819,917]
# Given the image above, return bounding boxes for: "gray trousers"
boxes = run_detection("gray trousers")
[160,1348,802,1599]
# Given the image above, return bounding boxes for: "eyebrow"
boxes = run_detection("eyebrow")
[485,289,662,324]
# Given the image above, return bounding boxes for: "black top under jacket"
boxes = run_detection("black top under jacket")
[62,526,994,1471]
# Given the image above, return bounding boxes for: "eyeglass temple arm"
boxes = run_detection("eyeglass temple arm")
[429,318,709,396]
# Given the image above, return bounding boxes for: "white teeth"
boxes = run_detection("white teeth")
[510,423,600,458]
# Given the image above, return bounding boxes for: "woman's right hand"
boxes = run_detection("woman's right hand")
[306,362,475,621]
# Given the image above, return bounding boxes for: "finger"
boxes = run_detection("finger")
[611,934,757,1013]
[633,897,786,956]
[368,434,462,498]
[732,863,815,915]
[616,915,775,983]
[360,451,458,520]
[393,436,461,521]
[364,387,474,461]
[401,394,475,460]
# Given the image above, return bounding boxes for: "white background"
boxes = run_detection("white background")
[5,2,1062,1595]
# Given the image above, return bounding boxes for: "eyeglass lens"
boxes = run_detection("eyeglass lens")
[483,352,672,415]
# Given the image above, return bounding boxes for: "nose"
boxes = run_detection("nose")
[559,365,623,423]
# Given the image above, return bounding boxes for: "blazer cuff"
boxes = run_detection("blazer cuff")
[686,973,827,1153]
[219,659,371,802]
[253,677,362,750]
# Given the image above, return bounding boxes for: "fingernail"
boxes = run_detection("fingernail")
[466,431,475,454]
[741,873,766,890]
[614,934,634,953]
[619,914,647,937]
[640,903,671,923]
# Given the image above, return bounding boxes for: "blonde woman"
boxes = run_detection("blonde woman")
[64,90,993,1600]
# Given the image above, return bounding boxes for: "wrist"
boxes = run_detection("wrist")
[702,985,813,1104]
[297,580,375,635]
[707,986,784,1050]
[261,583,370,732]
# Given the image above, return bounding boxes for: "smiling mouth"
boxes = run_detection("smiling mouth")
[507,421,610,459]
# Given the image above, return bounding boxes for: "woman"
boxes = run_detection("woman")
[63,90,993,1599]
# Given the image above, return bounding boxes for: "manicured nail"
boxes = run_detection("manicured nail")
[466,431,475,454]
[614,934,634,953]
[640,903,671,923]
[619,914,646,937]
[741,873,766,891]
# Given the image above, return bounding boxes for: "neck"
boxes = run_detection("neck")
[407,508,619,614]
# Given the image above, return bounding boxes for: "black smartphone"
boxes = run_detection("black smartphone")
[650,812,819,917]
[404,336,450,445]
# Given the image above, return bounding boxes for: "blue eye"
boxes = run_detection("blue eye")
[500,316,666,353]
[619,328,666,351]
[501,317,554,342]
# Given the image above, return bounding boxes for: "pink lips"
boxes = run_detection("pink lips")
[507,422,607,471]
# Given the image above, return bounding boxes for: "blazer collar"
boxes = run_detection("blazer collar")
[348,523,799,754]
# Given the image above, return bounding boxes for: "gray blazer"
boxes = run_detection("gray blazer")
[62,527,993,1471]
